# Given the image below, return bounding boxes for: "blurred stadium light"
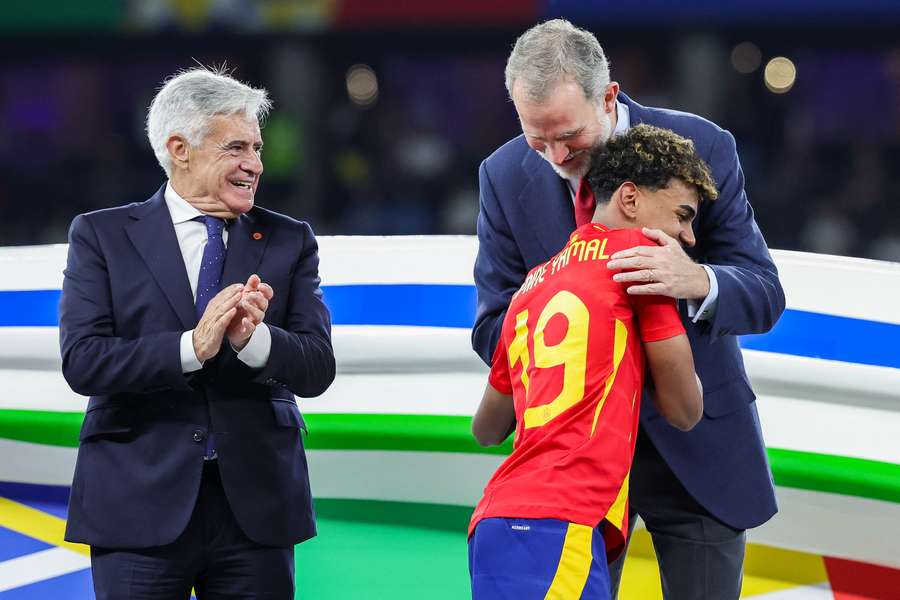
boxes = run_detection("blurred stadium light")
[0,1,897,258]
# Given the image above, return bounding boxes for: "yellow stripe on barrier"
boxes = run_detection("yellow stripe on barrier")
[0,497,89,557]
[742,544,828,596]
[545,522,593,599]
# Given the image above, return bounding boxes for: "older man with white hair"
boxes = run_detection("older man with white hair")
[472,20,785,599]
[59,67,335,599]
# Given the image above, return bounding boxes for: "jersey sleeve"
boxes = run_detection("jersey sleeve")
[627,231,686,343]
[487,334,513,395]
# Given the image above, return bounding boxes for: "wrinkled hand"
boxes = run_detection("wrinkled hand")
[193,284,244,362]
[227,274,274,351]
[606,227,709,299]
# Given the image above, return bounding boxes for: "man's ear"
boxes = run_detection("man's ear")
[602,81,620,115]
[614,181,639,221]
[166,134,190,171]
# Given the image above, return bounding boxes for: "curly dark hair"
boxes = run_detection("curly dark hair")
[586,124,718,204]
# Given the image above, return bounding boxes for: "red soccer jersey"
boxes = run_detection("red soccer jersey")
[469,224,686,557]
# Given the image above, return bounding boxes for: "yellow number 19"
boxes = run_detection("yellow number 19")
[508,289,627,433]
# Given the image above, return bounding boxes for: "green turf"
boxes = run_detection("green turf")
[297,500,471,599]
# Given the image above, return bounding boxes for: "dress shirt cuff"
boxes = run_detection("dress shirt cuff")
[686,265,719,323]
[235,323,271,369]
[180,330,203,373]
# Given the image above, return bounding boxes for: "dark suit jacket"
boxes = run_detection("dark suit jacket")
[472,93,785,530]
[59,185,335,549]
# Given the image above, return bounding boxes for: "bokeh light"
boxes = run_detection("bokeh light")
[764,56,797,93]
[346,64,378,107]
[731,42,762,74]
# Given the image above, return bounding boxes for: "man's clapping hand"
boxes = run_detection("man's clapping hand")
[192,284,244,362]
[227,274,274,351]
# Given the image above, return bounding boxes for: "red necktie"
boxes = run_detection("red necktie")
[574,177,596,227]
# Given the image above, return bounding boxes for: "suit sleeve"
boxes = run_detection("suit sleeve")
[472,159,527,365]
[246,222,336,398]
[59,214,191,396]
[700,129,785,339]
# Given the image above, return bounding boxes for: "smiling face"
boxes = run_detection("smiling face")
[168,114,263,217]
[513,79,616,179]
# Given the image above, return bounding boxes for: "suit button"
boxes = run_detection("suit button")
[192,430,205,443]
[266,378,276,385]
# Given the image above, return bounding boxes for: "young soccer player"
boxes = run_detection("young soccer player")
[469,124,717,599]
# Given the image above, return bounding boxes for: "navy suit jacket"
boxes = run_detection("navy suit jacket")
[59,185,335,548]
[472,93,785,529]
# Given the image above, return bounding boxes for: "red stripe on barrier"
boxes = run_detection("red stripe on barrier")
[825,556,900,600]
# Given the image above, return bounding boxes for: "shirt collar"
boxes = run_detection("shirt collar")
[612,100,631,137]
[164,181,205,225]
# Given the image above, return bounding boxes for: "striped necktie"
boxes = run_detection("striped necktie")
[193,215,226,460]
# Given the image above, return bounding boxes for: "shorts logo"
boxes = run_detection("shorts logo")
[510,525,531,531]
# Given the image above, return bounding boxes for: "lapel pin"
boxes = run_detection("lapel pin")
[252,232,263,240]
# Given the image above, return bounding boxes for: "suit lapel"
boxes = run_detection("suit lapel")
[125,188,196,330]
[220,210,270,289]
[518,149,574,261]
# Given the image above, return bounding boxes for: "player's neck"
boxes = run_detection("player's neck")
[591,204,631,230]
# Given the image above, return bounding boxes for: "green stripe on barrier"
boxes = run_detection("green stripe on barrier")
[299,413,512,455]
[1,409,899,504]
[314,498,471,532]
[0,410,513,454]
[766,448,900,506]
[0,409,81,447]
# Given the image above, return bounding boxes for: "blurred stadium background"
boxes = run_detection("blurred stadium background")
[1,0,898,260]
[2,1,900,599]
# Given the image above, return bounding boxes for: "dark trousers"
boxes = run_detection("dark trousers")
[609,429,746,600]
[91,461,295,600]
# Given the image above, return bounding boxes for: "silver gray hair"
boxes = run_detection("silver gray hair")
[505,19,610,104]
[146,67,272,176]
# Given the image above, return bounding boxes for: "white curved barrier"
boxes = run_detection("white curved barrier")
[1,237,899,593]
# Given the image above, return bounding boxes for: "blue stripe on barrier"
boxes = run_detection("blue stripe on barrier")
[0,290,61,327]
[1,287,898,369]
[740,309,899,369]
[322,284,476,328]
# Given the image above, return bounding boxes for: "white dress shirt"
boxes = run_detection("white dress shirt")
[566,101,719,322]
[164,183,272,373]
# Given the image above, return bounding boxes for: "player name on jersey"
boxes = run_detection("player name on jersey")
[516,227,612,299]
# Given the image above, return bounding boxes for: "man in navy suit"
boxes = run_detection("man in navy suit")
[472,20,785,598]
[59,67,335,599]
